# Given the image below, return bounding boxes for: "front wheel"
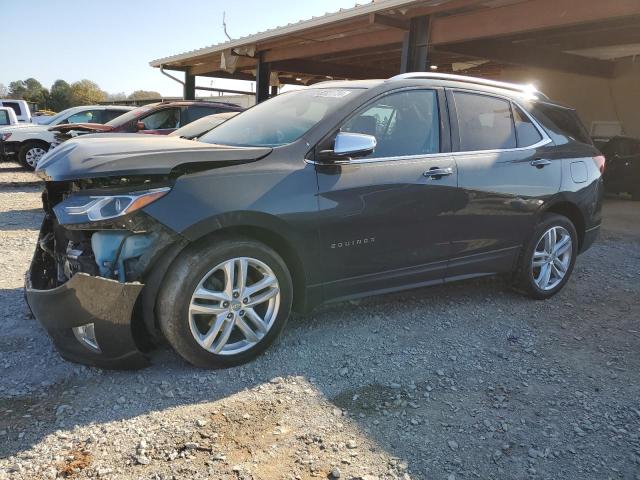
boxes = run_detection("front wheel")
[19,141,49,169]
[157,237,293,368]
[513,213,578,300]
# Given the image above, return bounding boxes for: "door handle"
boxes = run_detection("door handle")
[531,158,551,168]
[423,167,453,178]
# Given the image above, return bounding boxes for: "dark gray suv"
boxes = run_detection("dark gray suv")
[27,73,604,369]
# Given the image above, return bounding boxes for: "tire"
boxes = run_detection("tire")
[157,236,293,368]
[19,141,49,169]
[513,213,578,300]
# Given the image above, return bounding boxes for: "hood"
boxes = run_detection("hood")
[0,123,47,134]
[50,123,114,133]
[36,134,273,181]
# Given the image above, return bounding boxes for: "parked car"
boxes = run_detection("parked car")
[600,136,640,200]
[0,99,32,123]
[0,105,133,168]
[0,107,19,126]
[31,110,57,125]
[27,73,604,369]
[49,101,244,148]
[169,111,240,140]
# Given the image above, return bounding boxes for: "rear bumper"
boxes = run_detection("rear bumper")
[580,224,600,253]
[25,251,149,369]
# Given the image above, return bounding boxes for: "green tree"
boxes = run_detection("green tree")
[68,79,107,106]
[128,90,162,100]
[49,80,72,111]
[7,78,49,107]
[0,83,7,98]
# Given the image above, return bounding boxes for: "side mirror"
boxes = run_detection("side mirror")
[332,132,377,159]
[136,121,146,131]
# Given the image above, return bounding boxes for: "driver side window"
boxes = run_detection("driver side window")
[341,90,440,159]
[141,108,181,130]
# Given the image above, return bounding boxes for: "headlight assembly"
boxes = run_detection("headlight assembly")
[53,187,170,224]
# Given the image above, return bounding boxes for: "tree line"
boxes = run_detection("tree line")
[0,78,161,112]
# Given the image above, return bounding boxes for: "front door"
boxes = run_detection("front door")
[446,89,561,278]
[314,88,460,300]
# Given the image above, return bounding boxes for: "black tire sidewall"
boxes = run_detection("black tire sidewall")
[158,238,293,368]
[519,214,578,299]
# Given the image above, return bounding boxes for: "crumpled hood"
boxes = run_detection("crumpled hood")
[36,134,273,181]
[49,123,114,133]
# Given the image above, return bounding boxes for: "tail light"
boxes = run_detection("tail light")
[592,155,605,174]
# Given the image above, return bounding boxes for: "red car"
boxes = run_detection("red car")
[50,101,243,146]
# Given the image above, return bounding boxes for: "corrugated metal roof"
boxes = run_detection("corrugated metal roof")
[149,0,447,67]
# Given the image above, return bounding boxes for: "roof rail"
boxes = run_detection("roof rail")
[387,72,548,99]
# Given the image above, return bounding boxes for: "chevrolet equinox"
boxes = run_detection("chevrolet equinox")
[27,73,604,369]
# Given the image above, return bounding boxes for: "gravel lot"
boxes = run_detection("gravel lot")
[1,159,639,480]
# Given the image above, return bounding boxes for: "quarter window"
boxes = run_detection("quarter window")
[454,92,516,151]
[0,110,9,125]
[341,89,440,158]
[513,105,542,147]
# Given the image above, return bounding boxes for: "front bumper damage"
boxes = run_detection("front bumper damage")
[25,262,148,369]
[24,182,183,369]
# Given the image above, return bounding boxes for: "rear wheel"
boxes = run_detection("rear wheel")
[158,237,293,368]
[19,141,49,169]
[513,213,578,299]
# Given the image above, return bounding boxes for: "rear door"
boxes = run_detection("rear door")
[446,89,559,278]
[315,88,459,299]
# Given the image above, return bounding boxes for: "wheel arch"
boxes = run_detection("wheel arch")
[542,200,586,250]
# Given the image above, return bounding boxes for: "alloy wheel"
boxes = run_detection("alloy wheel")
[531,226,572,291]
[188,257,280,355]
[25,147,47,168]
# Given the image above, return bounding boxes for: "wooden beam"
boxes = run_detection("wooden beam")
[430,0,640,45]
[438,39,615,77]
[369,13,409,31]
[263,28,404,63]
[271,59,392,79]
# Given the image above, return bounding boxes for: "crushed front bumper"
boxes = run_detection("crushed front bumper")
[25,251,150,369]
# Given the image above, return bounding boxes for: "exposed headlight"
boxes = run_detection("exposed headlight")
[54,187,170,224]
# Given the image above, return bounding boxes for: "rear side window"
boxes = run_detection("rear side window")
[454,92,516,151]
[2,102,22,116]
[0,110,9,125]
[513,105,543,147]
[530,103,592,145]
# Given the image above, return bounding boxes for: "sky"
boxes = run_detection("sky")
[1,0,358,98]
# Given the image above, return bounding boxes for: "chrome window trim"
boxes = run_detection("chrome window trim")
[305,86,553,167]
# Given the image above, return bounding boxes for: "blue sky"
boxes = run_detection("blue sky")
[1,0,357,97]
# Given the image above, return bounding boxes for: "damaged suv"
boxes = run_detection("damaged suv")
[27,73,604,369]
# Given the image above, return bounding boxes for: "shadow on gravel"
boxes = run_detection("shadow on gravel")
[0,208,43,231]
[2,242,640,478]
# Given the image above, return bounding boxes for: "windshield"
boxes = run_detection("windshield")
[38,107,79,126]
[200,88,359,147]
[105,105,154,126]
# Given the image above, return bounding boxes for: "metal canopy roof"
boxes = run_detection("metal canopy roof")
[150,0,640,87]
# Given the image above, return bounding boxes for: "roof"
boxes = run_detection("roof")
[150,0,438,67]
[150,0,640,84]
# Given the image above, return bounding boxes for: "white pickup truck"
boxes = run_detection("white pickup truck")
[0,105,132,168]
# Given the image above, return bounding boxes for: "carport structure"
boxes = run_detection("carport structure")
[151,0,640,135]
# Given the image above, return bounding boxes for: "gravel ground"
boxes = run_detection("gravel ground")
[1,159,639,480]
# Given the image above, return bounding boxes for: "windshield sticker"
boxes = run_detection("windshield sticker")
[314,90,352,98]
